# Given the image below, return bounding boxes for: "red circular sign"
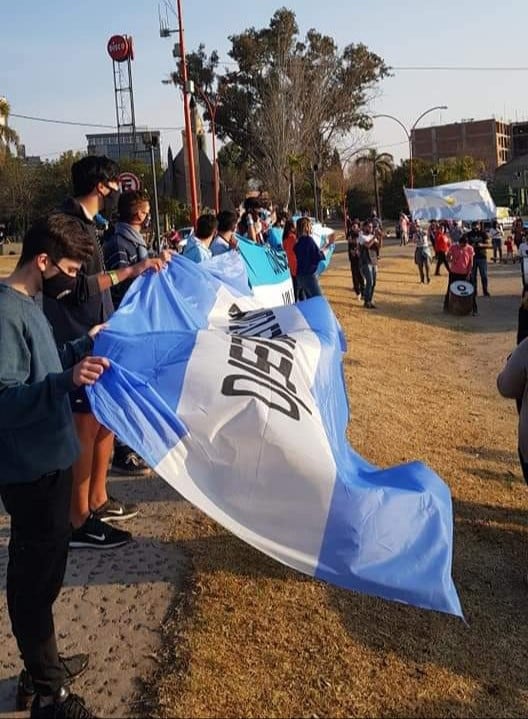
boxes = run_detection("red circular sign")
[107,35,130,62]
[119,172,141,193]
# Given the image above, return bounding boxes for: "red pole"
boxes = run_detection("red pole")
[176,0,199,225]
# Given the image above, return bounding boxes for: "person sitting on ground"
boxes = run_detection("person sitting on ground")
[444,234,476,314]
[210,210,238,256]
[183,214,219,263]
[0,214,109,719]
[294,216,333,300]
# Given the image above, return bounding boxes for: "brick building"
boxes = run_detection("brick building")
[412,119,512,173]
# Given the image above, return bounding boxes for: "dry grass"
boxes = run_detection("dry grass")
[151,242,528,718]
[3,242,527,715]
[0,255,18,277]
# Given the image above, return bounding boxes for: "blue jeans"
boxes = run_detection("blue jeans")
[361,264,377,303]
[492,239,502,262]
[471,258,488,295]
[296,273,322,299]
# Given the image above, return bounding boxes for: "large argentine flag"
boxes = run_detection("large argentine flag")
[405,179,496,221]
[88,254,462,617]
[236,236,295,306]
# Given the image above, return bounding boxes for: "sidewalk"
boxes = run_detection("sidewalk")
[0,473,189,718]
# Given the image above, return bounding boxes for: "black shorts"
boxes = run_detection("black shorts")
[69,386,92,414]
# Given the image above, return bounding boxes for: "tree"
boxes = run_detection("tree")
[181,8,389,204]
[356,150,393,219]
[0,98,19,166]
[217,142,252,207]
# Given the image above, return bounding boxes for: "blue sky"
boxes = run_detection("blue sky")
[2,0,528,163]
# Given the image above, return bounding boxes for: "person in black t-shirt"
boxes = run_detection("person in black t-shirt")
[346,219,365,299]
[463,221,491,297]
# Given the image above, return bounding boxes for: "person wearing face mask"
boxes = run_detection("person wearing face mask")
[43,156,166,551]
[103,190,172,476]
[210,210,239,256]
[0,214,110,719]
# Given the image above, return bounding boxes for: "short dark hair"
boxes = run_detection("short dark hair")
[195,214,218,240]
[217,210,238,233]
[244,197,262,212]
[71,155,120,196]
[118,190,150,222]
[19,214,94,267]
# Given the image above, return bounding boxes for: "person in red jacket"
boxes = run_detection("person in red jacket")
[282,219,299,300]
[434,223,451,276]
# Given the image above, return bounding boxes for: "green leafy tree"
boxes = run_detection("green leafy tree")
[217,141,252,207]
[180,8,389,204]
[355,150,393,219]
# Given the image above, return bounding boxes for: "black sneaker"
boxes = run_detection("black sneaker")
[30,687,95,719]
[17,654,89,711]
[111,450,152,477]
[70,515,132,549]
[92,495,138,523]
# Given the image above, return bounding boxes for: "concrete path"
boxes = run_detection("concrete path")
[0,473,188,718]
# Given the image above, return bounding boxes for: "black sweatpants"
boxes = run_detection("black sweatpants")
[0,470,72,696]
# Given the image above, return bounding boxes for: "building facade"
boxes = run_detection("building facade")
[412,119,512,173]
[86,130,161,166]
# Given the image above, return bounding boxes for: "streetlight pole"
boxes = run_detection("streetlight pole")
[373,105,447,189]
[196,87,221,214]
[175,0,199,226]
[143,132,162,255]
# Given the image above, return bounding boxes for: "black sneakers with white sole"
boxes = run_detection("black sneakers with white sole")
[69,514,132,549]
[91,495,138,523]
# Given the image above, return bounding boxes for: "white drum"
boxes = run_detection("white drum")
[448,280,474,315]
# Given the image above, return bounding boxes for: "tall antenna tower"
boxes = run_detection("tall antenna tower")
[107,34,137,159]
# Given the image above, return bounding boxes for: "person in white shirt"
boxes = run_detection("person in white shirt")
[489,220,504,263]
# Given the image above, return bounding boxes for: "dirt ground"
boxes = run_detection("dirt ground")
[150,241,528,719]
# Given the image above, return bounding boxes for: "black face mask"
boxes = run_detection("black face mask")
[101,186,121,220]
[42,265,77,300]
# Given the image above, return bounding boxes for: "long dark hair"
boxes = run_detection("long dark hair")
[283,219,296,237]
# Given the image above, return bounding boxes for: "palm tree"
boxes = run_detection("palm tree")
[0,98,19,164]
[355,149,393,220]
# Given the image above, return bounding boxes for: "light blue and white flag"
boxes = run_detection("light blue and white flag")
[88,255,462,617]
[405,179,496,221]
[236,235,295,306]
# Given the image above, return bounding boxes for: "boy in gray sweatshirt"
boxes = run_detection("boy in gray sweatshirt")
[0,214,108,719]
